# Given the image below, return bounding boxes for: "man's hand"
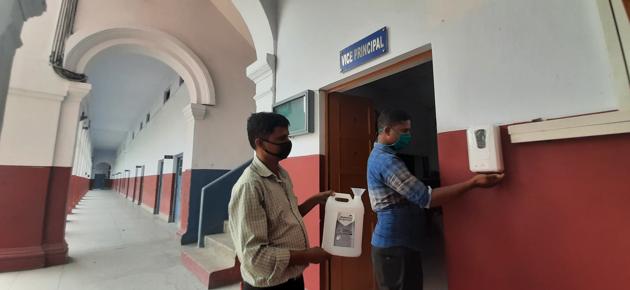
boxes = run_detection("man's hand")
[304,247,331,264]
[471,173,505,188]
[290,247,331,266]
[299,190,334,216]
[312,190,334,205]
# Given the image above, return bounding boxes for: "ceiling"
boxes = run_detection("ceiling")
[85,48,177,151]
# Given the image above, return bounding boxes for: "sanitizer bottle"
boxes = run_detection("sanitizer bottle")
[322,188,365,257]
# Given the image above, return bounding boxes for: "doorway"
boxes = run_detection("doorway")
[325,53,446,290]
[125,170,131,199]
[169,154,184,224]
[154,159,164,215]
[133,166,140,202]
[137,165,145,206]
[93,174,106,189]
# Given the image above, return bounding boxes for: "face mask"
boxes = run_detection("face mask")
[262,139,292,160]
[388,132,412,151]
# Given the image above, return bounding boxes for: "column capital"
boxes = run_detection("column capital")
[8,87,65,103]
[246,53,275,84]
[65,82,92,103]
[247,54,276,112]
[182,103,207,123]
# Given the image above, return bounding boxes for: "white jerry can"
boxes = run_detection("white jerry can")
[322,188,365,257]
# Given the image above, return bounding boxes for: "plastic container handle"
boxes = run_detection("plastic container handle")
[329,193,353,202]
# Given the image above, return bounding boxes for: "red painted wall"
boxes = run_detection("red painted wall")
[142,175,158,209]
[179,170,192,234]
[0,166,76,271]
[161,173,175,217]
[281,155,323,290]
[0,165,50,271]
[438,129,630,290]
[130,177,138,201]
[66,175,90,214]
[43,167,72,266]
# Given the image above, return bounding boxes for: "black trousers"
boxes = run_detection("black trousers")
[371,246,423,290]
[242,276,304,290]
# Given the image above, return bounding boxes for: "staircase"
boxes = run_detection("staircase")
[182,220,241,289]
[181,160,251,289]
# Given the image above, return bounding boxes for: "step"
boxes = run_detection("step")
[181,245,241,289]
[204,232,236,261]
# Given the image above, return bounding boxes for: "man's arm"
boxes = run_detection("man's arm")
[383,157,504,208]
[430,174,504,207]
[298,190,333,216]
[289,247,330,265]
[229,182,329,275]
[229,182,292,277]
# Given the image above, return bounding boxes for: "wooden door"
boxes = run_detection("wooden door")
[327,92,377,290]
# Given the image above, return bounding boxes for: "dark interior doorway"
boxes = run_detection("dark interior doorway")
[327,59,447,290]
[154,159,164,215]
[169,154,184,224]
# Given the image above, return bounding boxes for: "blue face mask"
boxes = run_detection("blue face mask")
[388,132,412,151]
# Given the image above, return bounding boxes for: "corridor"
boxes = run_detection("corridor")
[0,190,236,290]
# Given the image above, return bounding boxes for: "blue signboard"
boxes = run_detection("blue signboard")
[340,27,388,73]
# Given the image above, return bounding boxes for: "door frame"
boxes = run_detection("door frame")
[154,159,164,215]
[133,166,140,202]
[125,170,131,199]
[168,153,184,223]
[321,48,433,290]
[137,165,145,206]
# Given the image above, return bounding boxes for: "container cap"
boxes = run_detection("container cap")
[351,188,366,199]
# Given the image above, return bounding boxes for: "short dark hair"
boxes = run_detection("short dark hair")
[377,109,411,132]
[247,112,290,149]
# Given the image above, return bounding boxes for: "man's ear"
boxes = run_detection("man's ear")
[254,138,263,149]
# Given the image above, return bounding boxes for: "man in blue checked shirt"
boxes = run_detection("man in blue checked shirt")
[368,109,504,290]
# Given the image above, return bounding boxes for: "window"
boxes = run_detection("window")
[163,88,171,103]
[132,132,135,140]
[140,122,143,131]
[146,113,151,123]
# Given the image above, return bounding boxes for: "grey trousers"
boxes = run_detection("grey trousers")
[371,246,423,290]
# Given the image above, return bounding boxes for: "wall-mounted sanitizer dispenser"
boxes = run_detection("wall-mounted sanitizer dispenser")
[466,126,504,173]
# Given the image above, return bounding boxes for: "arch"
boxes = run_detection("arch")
[65,26,215,105]
[232,0,275,61]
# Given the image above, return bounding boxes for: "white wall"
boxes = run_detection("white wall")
[10,0,66,96]
[273,0,619,156]
[110,78,189,176]
[75,0,257,172]
[0,0,46,134]
[0,90,63,166]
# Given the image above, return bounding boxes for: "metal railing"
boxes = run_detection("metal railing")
[197,159,251,247]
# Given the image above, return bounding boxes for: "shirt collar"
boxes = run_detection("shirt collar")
[251,155,274,177]
[373,142,396,155]
[251,154,287,180]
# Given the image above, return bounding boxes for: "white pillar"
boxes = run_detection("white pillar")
[0,0,46,135]
[53,83,91,169]
[182,103,208,170]
[247,53,276,112]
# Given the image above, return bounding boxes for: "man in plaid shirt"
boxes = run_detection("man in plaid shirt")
[368,109,504,290]
[229,112,332,290]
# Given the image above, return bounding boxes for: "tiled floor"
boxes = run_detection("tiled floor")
[0,190,236,290]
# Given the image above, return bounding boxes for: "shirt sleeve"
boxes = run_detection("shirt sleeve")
[382,157,432,208]
[228,181,291,280]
